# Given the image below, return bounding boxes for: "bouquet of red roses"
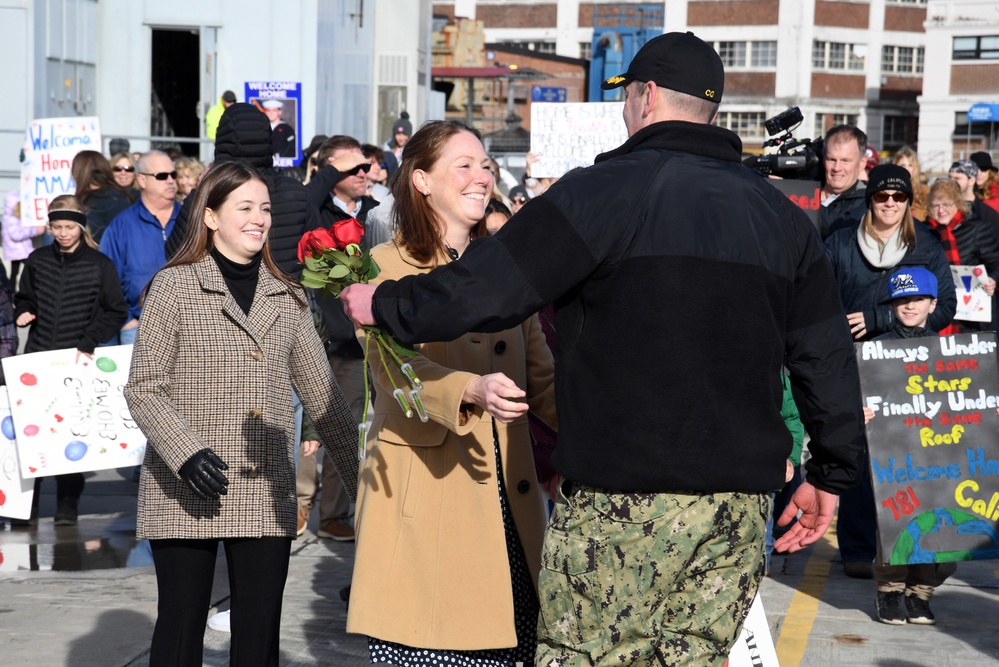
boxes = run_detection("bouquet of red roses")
[298,219,426,459]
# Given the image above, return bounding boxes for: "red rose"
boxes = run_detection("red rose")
[331,217,364,249]
[298,227,336,262]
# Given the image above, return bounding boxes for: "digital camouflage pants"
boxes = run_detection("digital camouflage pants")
[536,482,770,667]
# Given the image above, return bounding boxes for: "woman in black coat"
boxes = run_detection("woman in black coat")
[824,165,956,341]
[823,164,956,580]
[72,150,134,243]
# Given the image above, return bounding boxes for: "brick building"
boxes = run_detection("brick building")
[431,0,940,155]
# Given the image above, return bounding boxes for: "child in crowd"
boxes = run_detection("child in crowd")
[13,195,128,526]
[3,191,47,290]
[863,266,956,625]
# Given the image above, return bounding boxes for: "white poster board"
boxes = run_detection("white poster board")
[0,387,34,520]
[529,102,627,178]
[1,346,146,478]
[726,594,779,667]
[951,264,991,323]
[19,116,102,227]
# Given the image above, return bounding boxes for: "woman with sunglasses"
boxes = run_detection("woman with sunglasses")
[111,152,138,191]
[924,178,999,334]
[71,150,135,243]
[823,164,956,582]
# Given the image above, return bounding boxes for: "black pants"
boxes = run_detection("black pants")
[149,536,292,667]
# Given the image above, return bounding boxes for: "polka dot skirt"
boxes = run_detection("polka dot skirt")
[368,435,539,666]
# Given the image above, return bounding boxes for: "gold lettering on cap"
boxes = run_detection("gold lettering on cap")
[605,75,627,85]
[705,89,716,98]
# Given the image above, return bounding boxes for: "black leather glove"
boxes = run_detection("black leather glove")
[178,449,230,500]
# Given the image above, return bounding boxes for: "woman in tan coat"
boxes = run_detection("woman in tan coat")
[125,162,357,666]
[348,120,557,666]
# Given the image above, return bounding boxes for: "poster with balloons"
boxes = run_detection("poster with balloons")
[1,346,146,478]
[0,387,34,520]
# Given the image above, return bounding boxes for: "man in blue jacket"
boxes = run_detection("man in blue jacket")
[100,150,180,345]
[342,32,864,665]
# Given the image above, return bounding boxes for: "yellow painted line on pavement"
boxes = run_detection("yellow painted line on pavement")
[774,524,838,665]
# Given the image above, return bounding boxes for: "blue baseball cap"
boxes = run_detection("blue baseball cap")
[884,267,937,302]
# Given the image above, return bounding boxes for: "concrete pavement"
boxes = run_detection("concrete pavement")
[1,468,997,666]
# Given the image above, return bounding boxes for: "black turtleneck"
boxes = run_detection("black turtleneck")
[210,248,261,315]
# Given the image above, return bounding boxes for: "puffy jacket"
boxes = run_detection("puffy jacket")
[100,199,179,320]
[818,180,867,240]
[370,120,866,496]
[14,242,128,354]
[3,190,44,262]
[165,103,322,278]
[824,222,956,337]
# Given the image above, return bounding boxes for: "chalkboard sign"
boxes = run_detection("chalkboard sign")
[857,333,999,565]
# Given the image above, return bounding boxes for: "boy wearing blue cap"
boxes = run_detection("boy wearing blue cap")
[864,266,956,625]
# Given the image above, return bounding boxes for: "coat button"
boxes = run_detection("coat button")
[494,340,507,354]
[248,408,262,418]
[248,465,260,478]
[248,349,264,361]
[517,480,530,494]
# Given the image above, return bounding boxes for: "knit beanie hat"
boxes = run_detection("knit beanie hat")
[865,164,913,205]
[393,111,413,137]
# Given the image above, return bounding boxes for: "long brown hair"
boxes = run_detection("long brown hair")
[389,120,488,265]
[72,150,130,206]
[152,162,305,306]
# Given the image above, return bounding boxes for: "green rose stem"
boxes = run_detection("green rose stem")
[359,333,374,460]
[368,329,422,389]
[375,343,414,418]
[409,389,429,422]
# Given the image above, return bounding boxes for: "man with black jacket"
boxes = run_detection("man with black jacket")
[300,135,380,542]
[342,32,864,664]
[819,125,869,240]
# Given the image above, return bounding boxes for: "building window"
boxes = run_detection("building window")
[953,36,999,60]
[715,111,765,139]
[579,41,591,60]
[834,113,859,127]
[813,41,865,71]
[886,0,927,4]
[883,116,911,147]
[882,45,924,74]
[712,40,776,69]
[500,40,556,54]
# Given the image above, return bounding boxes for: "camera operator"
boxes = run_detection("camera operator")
[819,125,868,240]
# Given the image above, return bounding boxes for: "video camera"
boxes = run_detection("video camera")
[749,107,823,180]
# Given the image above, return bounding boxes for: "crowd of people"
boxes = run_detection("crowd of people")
[1,30,997,667]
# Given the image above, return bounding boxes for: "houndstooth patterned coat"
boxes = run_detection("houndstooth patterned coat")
[125,254,358,540]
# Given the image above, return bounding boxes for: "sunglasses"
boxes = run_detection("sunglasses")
[141,171,177,181]
[512,197,527,204]
[344,163,372,176]
[872,191,908,204]
[113,166,135,173]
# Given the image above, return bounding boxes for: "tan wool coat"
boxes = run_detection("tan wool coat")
[125,255,358,540]
[346,241,558,650]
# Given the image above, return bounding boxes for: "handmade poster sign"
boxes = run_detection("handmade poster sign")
[951,264,991,323]
[20,116,101,226]
[1,346,146,478]
[724,594,779,666]
[0,387,34,520]
[529,102,626,178]
[857,333,999,565]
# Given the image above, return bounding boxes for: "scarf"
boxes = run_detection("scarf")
[857,225,906,269]
[927,211,965,335]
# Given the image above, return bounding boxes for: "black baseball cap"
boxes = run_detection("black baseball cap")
[600,31,724,103]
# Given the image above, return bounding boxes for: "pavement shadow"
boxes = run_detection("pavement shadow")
[65,608,153,667]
